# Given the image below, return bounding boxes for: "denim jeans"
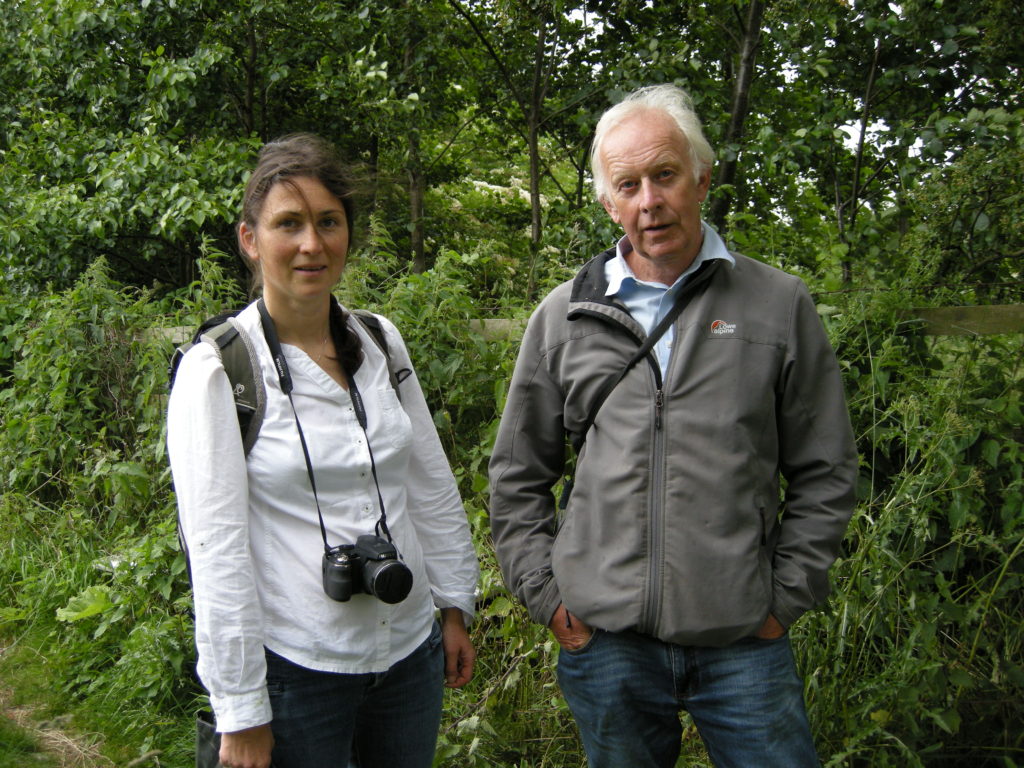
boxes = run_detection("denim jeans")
[265,621,444,768]
[556,629,820,768]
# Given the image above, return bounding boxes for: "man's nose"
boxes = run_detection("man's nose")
[639,178,663,211]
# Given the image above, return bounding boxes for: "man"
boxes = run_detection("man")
[488,84,858,767]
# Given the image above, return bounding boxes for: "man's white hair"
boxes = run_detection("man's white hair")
[590,84,715,202]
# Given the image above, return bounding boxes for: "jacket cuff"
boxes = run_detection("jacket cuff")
[210,688,273,734]
[529,578,563,629]
[770,588,806,630]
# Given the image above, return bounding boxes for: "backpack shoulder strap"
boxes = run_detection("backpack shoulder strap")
[350,309,412,399]
[200,318,266,456]
[170,315,265,456]
[168,314,265,590]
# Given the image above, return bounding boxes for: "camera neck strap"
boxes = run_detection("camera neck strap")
[257,299,393,553]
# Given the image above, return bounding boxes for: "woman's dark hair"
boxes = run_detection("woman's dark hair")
[240,132,356,238]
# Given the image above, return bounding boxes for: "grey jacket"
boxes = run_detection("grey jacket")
[489,247,858,647]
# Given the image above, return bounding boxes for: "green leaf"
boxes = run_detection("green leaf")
[484,596,512,618]
[981,439,1000,468]
[56,585,114,622]
[928,707,962,735]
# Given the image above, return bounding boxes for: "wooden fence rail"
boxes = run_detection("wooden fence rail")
[903,305,1024,336]
[159,305,1023,346]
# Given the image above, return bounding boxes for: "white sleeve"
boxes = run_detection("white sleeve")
[380,319,479,622]
[166,342,272,732]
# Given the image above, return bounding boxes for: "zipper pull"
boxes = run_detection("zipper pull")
[655,390,664,430]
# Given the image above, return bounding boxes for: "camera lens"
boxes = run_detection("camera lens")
[363,559,413,604]
[353,535,413,604]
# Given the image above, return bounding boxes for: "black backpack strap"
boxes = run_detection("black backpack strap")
[350,309,412,400]
[198,318,265,456]
[169,315,266,457]
[169,314,265,588]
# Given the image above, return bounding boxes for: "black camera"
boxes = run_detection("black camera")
[322,535,413,604]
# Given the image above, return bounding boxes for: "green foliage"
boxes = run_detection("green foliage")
[1,0,1022,765]
[0,261,199,764]
[903,115,1024,302]
[343,241,518,485]
[798,286,1024,766]
[0,259,168,510]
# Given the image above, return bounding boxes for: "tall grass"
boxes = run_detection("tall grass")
[0,254,1021,767]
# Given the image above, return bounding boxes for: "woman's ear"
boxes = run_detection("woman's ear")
[238,221,258,260]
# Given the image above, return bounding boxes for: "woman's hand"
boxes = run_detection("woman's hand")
[219,723,274,768]
[440,607,476,688]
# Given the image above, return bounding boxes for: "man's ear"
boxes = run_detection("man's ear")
[600,195,620,224]
[696,167,712,203]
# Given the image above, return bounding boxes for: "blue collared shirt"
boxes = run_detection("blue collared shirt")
[605,222,735,374]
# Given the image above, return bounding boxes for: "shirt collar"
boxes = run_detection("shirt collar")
[605,221,735,298]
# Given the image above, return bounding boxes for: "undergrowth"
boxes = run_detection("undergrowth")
[0,250,1021,767]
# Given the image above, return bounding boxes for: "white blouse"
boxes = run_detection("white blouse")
[167,302,478,733]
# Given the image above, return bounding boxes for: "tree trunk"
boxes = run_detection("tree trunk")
[404,23,426,273]
[843,38,882,284]
[526,14,548,299]
[408,130,426,274]
[708,0,766,232]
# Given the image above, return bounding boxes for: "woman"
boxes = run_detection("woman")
[167,133,478,768]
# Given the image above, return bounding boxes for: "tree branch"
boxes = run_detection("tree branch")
[447,0,526,114]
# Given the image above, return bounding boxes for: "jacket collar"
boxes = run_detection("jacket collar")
[568,247,722,322]
[569,246,619,305]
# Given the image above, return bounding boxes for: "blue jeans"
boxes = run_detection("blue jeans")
[265,621,444,768]
[556,629,820,768]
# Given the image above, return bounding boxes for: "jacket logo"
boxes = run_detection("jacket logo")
[710,320,736,335]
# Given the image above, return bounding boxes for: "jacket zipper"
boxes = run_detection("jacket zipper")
[570,259,719,636]
[641,359,666,634]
